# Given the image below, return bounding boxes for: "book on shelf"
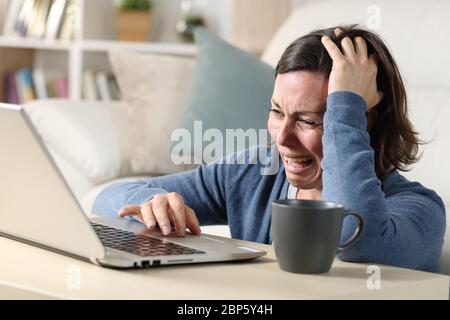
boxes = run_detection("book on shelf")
[83,70,122,102]
[46,79,57,98]
[82,70,97,101]
[2,68,121,103]
[2,0,25,36]
[4,72,20,104]
[107,73,122,101]
[95,71,111,101]
[32,68,48,99]
[1,0,76,40]
[2,68,68,104]
[28,0,52,38]
[55,77,69,98]
[45,0,67,39]
[15,69,36,103]
[14,0,34,37]
[58,0,76,41]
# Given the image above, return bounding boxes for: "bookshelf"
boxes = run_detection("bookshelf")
[0,0,291,103]
[0,0,198,103]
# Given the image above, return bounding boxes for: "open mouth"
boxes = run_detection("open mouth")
[283,156,314,173]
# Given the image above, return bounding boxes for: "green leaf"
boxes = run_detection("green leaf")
[118,0,152,11]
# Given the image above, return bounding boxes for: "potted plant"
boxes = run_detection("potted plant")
[116,0,153,42]
[176,0,205,42]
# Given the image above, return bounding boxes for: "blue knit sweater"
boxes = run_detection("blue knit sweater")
[93,92,446,272]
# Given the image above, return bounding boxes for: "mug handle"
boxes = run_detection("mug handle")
[337,210,364,252]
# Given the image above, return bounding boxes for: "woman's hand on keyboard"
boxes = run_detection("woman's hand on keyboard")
[117,192,202,237]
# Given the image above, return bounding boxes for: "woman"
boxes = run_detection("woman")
[93,25,446,272]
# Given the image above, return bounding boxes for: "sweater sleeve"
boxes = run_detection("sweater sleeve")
[321,91,445,271]
[92,161,229,226]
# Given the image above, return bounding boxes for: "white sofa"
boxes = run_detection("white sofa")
[23,0,449,275]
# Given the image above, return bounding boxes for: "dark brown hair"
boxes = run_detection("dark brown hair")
[276,25,421,180]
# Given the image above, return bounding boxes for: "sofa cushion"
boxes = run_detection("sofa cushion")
[174,28,275,164]
[109,51,197,175]
[23,99,131,185]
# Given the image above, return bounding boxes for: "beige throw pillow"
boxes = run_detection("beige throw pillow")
[109,51,197,174]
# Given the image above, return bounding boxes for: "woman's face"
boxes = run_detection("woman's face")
[268,71,328,190]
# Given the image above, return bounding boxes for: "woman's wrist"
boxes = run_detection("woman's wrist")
[325,91,368,130]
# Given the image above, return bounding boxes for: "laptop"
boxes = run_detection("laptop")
[0,103,266,268]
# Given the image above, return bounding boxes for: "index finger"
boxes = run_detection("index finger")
[118,205,145,224]
[118,205,141,218]
[321,36,344,62]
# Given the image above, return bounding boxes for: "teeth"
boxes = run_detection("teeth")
[285,156,312,164]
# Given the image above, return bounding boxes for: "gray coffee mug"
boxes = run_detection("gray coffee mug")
[271,199,364,274]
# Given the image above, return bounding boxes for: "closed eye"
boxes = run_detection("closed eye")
[298,119,317,126]
[269,108,283,116]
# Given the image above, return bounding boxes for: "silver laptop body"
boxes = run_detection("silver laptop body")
[0,103,266,268]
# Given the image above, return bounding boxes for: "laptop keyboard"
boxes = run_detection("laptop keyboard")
[91,222,206,257]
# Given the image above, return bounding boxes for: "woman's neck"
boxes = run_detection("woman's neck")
[296,188,322,200]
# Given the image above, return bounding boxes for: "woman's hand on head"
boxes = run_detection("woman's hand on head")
[117,192,202,237]
[321,32,383,110]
